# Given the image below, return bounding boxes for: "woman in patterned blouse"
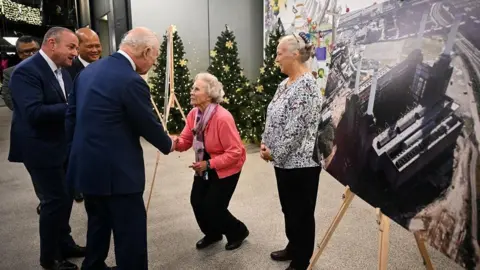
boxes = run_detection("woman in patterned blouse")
[260,33,323,270]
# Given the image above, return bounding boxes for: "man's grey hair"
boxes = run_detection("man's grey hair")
[119,27,159,57]
[195,72,225,104]
[42,26,73,45]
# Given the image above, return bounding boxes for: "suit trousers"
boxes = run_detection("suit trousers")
[190,171,248,242]
[274,166,321,270]
[81,193,147,270]
[25,165,75,263]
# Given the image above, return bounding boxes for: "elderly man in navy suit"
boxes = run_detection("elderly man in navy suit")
[9,27,85,270]
[66,27,175,270]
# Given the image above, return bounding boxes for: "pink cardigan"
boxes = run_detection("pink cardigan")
[175,106,246,179]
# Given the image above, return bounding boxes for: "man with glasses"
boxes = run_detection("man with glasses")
[2,36,43,215]
[1,36,39,110]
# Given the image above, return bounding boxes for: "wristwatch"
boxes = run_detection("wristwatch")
[206,160,211,170]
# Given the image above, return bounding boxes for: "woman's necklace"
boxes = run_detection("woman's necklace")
[272,72,309,102]
[272,83,289,103]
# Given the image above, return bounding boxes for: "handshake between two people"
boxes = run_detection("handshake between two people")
[168,135,208,174]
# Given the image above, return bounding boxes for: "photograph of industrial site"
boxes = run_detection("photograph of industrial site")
[317,0,480,268]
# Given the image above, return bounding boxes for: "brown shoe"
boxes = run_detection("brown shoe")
[270,248,293,261]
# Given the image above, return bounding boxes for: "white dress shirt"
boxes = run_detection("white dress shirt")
[117,50,136,71]
[78,56,90,67]
[38,49,66,99]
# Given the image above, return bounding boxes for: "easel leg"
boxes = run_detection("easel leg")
[376,209,390,270]
[146,151,160,214]
[174,95,187,122]
[308,186,355,270]
[414,232,434,270]
[150,97,167,129]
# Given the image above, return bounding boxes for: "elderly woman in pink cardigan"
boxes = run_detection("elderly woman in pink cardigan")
[173,72,249,251]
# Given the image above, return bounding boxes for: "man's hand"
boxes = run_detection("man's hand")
[170,135,179,152]
[189,161,208,173]
[260,143,273,162]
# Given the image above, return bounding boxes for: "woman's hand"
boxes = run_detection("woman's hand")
[260,143,273,162]
[189,161,208,173]
[170,135,179,152]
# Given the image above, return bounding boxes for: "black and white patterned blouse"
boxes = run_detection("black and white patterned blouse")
[262,72,323,169]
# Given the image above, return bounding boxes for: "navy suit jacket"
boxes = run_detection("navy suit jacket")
[66,52,172,196]
[8,52,71,168]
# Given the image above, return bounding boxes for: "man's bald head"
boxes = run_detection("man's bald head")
[119,27,160,75]
[76,27,102,63]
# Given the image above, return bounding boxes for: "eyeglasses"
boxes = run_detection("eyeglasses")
[18,48,38,55]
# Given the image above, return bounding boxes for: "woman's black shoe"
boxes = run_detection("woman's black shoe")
[196,235,222,249]
[225,229,249,250]
[270,248,293,261]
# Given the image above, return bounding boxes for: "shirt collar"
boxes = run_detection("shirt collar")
[117,50,136,71]
[39,49,60,73]
[78,56,90,67]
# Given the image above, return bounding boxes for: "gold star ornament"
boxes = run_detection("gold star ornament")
[223,65,230,72]
[179,59,187,66]
[210,50,217,58]
[260,67,265,74]
[256,85,264,93]
[225,40,233,49]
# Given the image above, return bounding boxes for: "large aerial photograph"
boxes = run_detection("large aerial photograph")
[314,0,480,268]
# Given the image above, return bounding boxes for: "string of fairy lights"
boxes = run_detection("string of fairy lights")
[148,25,284,141]
[0,0,42,25]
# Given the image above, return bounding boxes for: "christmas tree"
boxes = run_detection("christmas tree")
[207,25,252,139]
[249,24,287,143]
[149,27,193,134]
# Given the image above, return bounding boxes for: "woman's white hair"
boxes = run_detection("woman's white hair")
[278,34,314,63]
[195,72,225,104]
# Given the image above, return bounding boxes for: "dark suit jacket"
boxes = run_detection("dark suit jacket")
[65,57,85,81]
[1,66,15,110]
[8,52,72,167]
[66,52,172,196]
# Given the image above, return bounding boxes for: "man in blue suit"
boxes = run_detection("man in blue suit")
[9,27,85,270]
[66,27,175,270]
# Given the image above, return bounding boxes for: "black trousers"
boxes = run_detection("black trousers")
[190,171,248,242]
[275,166,321,270]
[81,193,147,270]
[25,165,75,263]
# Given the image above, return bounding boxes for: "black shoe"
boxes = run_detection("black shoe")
[285,267,297,270]
[74,193,84,203]
[225,229,249,250]
[196,235,222,249]
[270,248,293,261]
[62,244,86,258]
[41,260,78,270]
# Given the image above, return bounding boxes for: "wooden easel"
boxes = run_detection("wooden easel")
[307,186,434,270]
[145,25,187,214]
